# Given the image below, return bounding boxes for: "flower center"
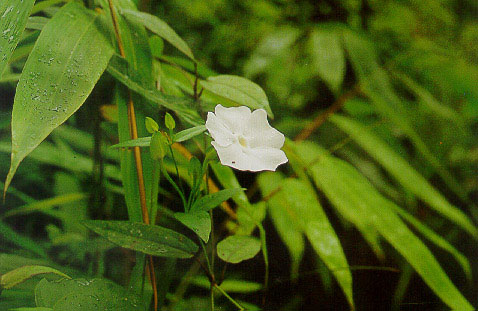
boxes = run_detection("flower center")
[238,136,248,148]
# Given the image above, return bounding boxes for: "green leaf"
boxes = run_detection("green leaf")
[83,220,198,258]
[299,142,473,311]
[200,75,273,118]
[165,112,176,130]
[0,221,47,258]
[217,235,261,264]
[191,276,262,293]
[330,114,478,238]
[0,0,35,77]
[35,278,144,310]
[0,266,70,290]
[106,54,202,125]
[150,132,168,161]
[341,29,470,206]
[258,172,304,275]
[4,2,114,193]
[10,308,53,311]
[145,117,159,134]
[2,193,87,219]
[281,178,353,307]
[308,27,345,93]
[190,188,244,213]
[173,125,207,143]
[120,9,195,60]
[26,16,50,31]
[174,211,211,243]
[110,137,152,149]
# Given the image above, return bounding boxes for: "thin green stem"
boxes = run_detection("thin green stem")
[160,164,187,209]
[168,144,186,205]
[214,284,244,310]
[210,285,215,311]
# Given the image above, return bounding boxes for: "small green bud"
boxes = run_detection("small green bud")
[150,132,168,161]
[165,112,176,130]
[145,117,159,134]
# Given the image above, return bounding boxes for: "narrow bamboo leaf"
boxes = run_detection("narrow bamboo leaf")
[2,193,86,219]
[0,266,70,290]
[0,0,35,77]
[5,2,114,193]
[173,125,207,143]
[217,235,261,264]
[191,276,262,293]
[190,188,244,213]
[200,75,274,118]
[330,114,478,238]
[285,141,385,259]
[0,221,47,258]
[174,211,211,243]
[120,9,195,60]
[258,172,304,277]
[107,54,202,125]
[281,178,353,307]
[301,142,473,310]
[83,220,198,258]
[308,27,345,93]
[341,29,470,205]
[391,205,471,279]
[110,136,151,149]
[35,278,144,310]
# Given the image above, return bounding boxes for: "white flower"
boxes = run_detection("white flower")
[206,104,288,172]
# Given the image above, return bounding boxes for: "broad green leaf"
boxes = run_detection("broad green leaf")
[173,125,207,142]
[191,276,262,293]
[330,114,478,238]
[217,235,261,264]
[83,220,198,258]
[200,75,273,118]
[0,266,70,290]
[341,29,470,206]
[107,54,202,126]
[31,0,67,15]
[145,117,159,133]
[26,17,50,31]
[5,2,114,193]
[0,0,35,77]
[120,9,195,60]
[300,142,473,310]
[190,188,244,213]
[308,27,345,93]
[174,211,211,243]
[35,278,144,310]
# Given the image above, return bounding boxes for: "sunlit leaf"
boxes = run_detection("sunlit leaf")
[0,266,70,290]
[200,75,273,118]
[5,2,114,193]
[308,27,345,93]
[121,9,195,61]
[174,211,211,243]
[217,235,261,264]
[0,0,35,77]
[190,188,244,213]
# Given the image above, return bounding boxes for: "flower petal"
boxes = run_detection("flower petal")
[212,142,288,172]
[244,109,285,149]
[214,105,251,135]
[205,112,235,146]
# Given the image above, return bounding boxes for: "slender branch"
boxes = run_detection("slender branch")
[214,284,245,310]
[294,86,359,142]
[106,0,157,309]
